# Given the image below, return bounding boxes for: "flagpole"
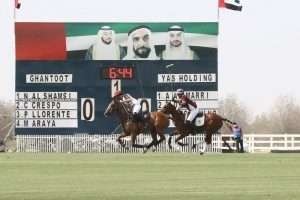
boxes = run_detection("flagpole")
[14,0,21,19]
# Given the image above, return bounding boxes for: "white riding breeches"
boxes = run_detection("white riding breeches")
[187,108,201,122]
[132,100,141,114]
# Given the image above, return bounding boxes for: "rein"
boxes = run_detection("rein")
[164,104,185,125]
[115,100,132,121]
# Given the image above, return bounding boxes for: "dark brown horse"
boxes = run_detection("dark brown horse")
[160,102,232,154]
[104,98,170,152]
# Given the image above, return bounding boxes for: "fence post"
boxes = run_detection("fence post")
[249,134,254,153]
[16,135,19,152]
[270,135,273,149]
[284,133,287,149]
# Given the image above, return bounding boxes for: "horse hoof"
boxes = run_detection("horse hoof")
[200,152,204,155]
[143,149,148,154]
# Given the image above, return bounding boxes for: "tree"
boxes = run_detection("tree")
[269,95,300,133]
[249,95,300,133]
[249,113,273,133]
[218,94,250,134]
[0,100,14,141]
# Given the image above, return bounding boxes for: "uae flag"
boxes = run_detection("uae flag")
[15,0,21,9]
[219,0,242,11]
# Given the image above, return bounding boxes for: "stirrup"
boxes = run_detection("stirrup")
[199,112,204,117]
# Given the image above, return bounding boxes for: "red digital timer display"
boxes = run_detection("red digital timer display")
[102,67,134,79]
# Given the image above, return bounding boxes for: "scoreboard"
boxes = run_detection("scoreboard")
[15,60,218,134]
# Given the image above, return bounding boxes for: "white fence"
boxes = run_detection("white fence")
[16,134,300,153]
[222,134,300,153]
[16,134,222,153]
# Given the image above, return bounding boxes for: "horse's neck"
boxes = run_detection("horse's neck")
[115,111,129,132]
[120,120,128,130]
[116,103,130,124]
[171,110,184,124]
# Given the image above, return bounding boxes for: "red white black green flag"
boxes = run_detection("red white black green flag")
[219,0,242,11]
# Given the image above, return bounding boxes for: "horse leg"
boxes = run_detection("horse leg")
[192,140,201,150]
[175,132,189,147]
[174,132,189,152]
[177,127,193,147]
[168,130,178,149]
[156,128,166,147]
[131,134,147,150]
[143,127,158,153]
[223,139,233,151]
[191,133,206,150]
[117,132,129,150]
[177,141,189,147]
[200,132,212,155]
[145,128,166,153]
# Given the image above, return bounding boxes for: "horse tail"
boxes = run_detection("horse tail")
[221,117,234,124]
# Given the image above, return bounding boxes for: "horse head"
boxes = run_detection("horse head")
[104,99,130,121]
[160,102,177,115]
[104,99,116,117]
[161,102,185,122]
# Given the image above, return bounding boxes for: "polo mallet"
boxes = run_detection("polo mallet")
[165,63,175,102]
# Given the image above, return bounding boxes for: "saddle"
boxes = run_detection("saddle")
[192,112,205,127]
[121,99,150,126]
[129,111,150,134]
[131,111,150,124]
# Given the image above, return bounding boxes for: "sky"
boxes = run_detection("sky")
[0,0,300,116]
[218,0,300,115]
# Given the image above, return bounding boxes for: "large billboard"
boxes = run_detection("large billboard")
[15,1,219,135]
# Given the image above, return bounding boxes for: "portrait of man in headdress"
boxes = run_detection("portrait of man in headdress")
[85,26,120,60]
[123,25,159,60]
[161,25,199,60]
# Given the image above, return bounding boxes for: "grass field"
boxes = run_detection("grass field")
[0,153,300,200]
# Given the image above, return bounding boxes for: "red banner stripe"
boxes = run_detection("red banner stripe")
[15,23,66,60]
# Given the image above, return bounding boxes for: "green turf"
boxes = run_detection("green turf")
[0,153,300,200]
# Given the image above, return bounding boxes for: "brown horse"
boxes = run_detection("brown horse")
[160,102,232,154]
[104,98,169,153]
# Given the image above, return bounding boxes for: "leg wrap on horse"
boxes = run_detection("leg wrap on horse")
[199,111,203,117]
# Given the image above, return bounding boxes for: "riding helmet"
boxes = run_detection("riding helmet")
[113,90,123,98]
[176,88,184,95]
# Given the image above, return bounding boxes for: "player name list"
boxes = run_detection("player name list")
[15,92,78,128]
[156,91,218,110]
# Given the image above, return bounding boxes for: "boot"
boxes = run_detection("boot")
[199,111,203,118]
[185,120,193,130]
[132,113,139,123]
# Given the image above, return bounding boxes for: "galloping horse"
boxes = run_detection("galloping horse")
[160,102,232,154]
[104,98,170,152]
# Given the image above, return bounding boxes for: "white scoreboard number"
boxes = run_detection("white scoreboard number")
[111,79,121,97]
[81,79,121,123]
